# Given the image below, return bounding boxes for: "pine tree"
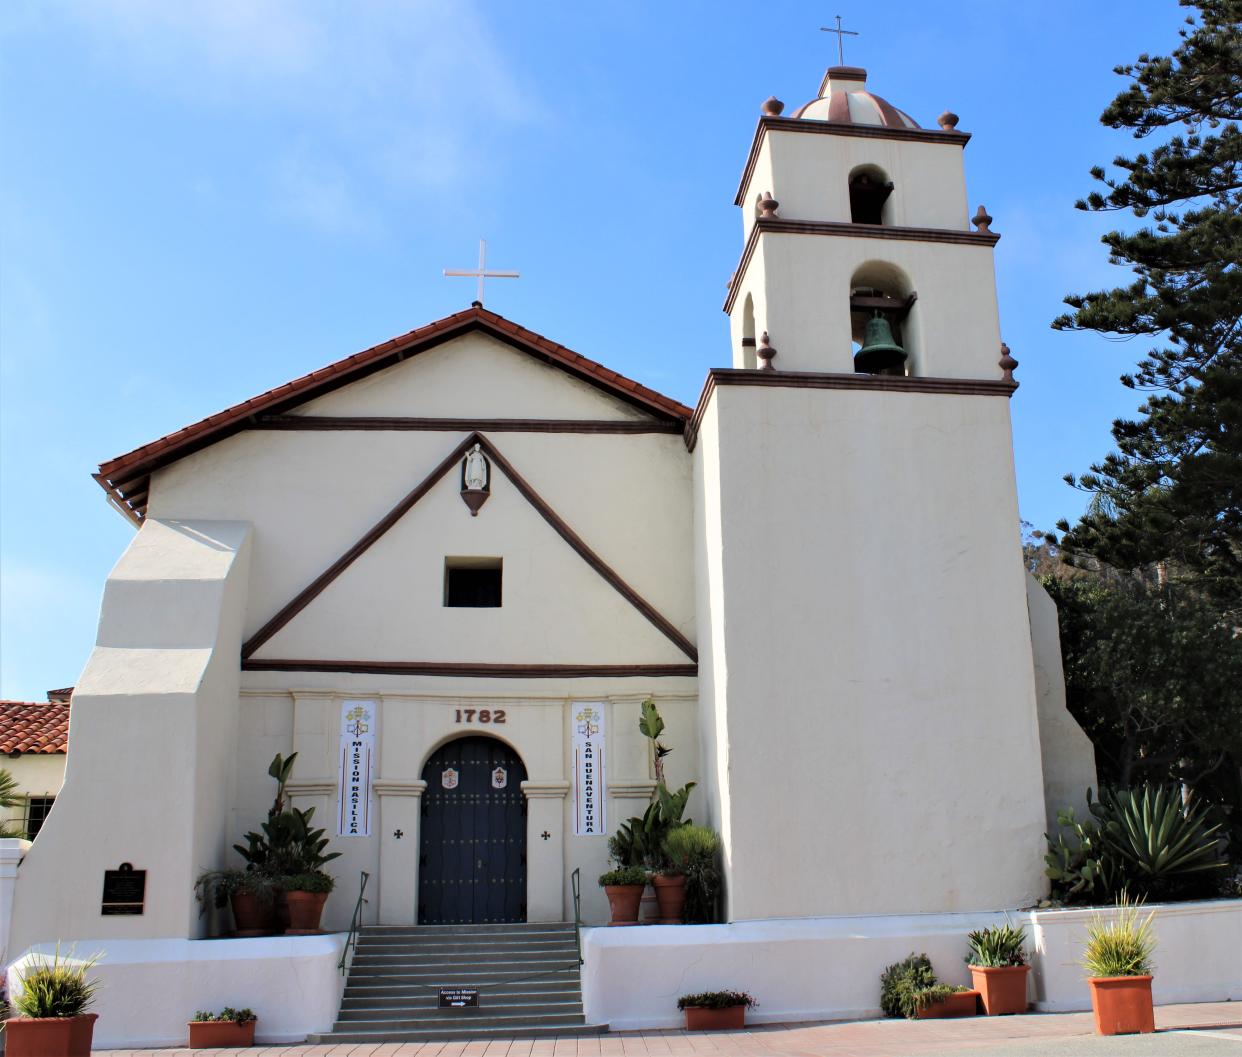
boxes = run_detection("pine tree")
[1051,0,1241,615]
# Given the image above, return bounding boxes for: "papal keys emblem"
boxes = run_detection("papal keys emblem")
[441,767,459,790]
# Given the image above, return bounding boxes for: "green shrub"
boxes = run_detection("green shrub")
[663,824,719,870]
[879,953,966,1019]
[599,866,648,887]
[966,922,1028,968]
[281,871,335,893]
[194,868,278,911]
[12,947,98,1019]
[676,990,755,1010]
[1082,896,1157,978]
[192,1007,256,1023]
[1046,784,1227,904]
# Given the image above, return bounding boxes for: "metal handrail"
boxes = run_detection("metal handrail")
[571,866,583,965]
[337,869,370,974]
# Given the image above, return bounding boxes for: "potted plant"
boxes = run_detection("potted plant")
[3,947,99,1057]
[599,866,648,925]
[281,872,335,933]
[1083,897,1157,1036]
[188,1007,257,1048]
[677,990,756,1030]
[194,868,278,936]
[880,953,978,1020]
[660,824,721,924]
[966,922,1030,1015]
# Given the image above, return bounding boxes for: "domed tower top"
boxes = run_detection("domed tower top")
[790,67,920,129]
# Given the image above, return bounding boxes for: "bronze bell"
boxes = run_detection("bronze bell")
[854,312,907,374]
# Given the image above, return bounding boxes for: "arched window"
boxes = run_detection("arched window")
[741,294,757,369]
[849,261,917,376]
[848,164,894,225]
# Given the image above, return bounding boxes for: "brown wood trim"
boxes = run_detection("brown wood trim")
[684,369,1018,451]
[242,433,482,658]
[242,659,697,678]
[734,116,970,207]
[480,441,699,663]
[725,218,999,314]
[252,416,683,435]
[242,431,698,663]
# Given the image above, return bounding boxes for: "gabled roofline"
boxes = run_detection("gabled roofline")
[95,305,693,524]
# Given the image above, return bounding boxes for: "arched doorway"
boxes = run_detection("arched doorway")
[418,735,528,925]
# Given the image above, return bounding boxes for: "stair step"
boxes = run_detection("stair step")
[361,923,574,937]
[308,1022,607,1043]
[357,938,578,954]
[337,1000,586,1022]
[342,988,580,1009]
[352,950,574,968]
[349,962,578,980]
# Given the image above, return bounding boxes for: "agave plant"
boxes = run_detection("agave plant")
[1094,785,1227,884]
[966,921,1028,968]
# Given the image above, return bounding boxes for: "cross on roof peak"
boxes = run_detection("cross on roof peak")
[443,239,520,306]
[820,15,859,66]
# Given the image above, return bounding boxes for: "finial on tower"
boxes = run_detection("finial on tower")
[937,111,961,132]
[758,192,780,218]
[762,95,785,116]
[971,205,994,234]
[999,343,1019,387]
[757,331,778,371]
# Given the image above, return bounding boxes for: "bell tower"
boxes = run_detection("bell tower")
[693,66,1048,921]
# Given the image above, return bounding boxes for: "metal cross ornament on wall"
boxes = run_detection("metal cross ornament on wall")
[443,239,520,306]
[820,15,859,65]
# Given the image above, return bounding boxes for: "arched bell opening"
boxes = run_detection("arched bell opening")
[848,164,894,226]
[849,261,918,376]
[741,293,757,369]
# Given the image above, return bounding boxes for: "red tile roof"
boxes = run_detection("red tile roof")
[0,700,70,754]
[96,305,693,524]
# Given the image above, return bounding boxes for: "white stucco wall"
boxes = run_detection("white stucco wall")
[582,899,1242,1029]
[695,384,1048,920]
[8,935,345,1048]
[8,519,252,954]
[1026,575,1097,831]
[0,839,30,964]
[739,128,971,233]
[738,232,1002,377]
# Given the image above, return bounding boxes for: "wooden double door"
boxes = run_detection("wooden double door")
[418,736,528,924]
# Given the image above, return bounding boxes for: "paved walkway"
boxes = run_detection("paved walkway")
[94,1002,1242,1056]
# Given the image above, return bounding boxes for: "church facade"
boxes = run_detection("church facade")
[9,66,1096,976]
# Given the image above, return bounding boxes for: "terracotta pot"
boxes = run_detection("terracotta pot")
[653,873,686,924]
[640,883,660,924]
[1088,975,1154,1036]
[230,890,274,936]
[684,1004,745,1031]
[970,965,1030,1015]
[4,1013,97,1057]
[283,889,329,933]
[188,1018,257,1048]
[917,989,980,1019]
[603,883,645,925]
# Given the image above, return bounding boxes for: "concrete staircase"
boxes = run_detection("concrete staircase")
[308,921,606,1043]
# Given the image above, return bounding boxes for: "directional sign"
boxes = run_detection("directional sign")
[438,988,480,1009]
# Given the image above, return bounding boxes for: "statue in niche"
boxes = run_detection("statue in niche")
[463,444,489,491]
[460,444,491,516]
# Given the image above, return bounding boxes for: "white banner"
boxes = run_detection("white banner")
[337,699,376,837]
[572,702,606,836]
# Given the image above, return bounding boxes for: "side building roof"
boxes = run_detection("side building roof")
[0,697,71,755]
[96,305,693,524]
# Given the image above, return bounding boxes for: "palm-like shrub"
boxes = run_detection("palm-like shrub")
[966,922,1028,967]
[1082,896,1156,978]
[0,769,27,839]
[1095,785,1227,885]
[12,948,98,1018]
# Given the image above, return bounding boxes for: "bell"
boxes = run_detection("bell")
[854,313,907,374]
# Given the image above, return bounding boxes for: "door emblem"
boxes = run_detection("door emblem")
[491,766,508,789]
[441,767,459,789]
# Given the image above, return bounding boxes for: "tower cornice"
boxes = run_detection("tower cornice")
[723,217,1000,314]
[734,115,971,208]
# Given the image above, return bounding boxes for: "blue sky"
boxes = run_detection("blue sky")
[1,1,1178,698]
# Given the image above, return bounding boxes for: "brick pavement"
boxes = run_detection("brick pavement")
[92,1002,1242,1056]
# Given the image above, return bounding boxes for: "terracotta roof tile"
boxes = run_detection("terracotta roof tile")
[0,700,70,754]
[95,306,691,523]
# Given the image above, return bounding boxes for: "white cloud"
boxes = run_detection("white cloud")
[24,0,546,232]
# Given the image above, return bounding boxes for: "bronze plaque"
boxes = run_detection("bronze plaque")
[101,862,145,915]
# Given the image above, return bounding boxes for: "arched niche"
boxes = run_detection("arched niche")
[848,164,894,226]
[849,260,918,376]
[741,293,757,369]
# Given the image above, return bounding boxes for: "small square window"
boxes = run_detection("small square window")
[444,557,502,608]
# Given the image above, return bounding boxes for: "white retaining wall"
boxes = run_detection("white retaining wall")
[0,839,30,965]
[582,899,1242,1030]
[7,934,346,1049]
